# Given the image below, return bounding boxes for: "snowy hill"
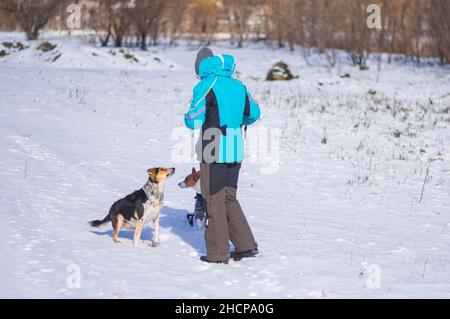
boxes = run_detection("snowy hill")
[0,33,179,70]
[1,33,450,298]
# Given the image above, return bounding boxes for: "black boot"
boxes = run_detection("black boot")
[230,247,259,261]
[199,256,229,264]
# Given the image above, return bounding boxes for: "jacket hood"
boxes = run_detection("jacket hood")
[199,54,236,79]
[195,47,214,75]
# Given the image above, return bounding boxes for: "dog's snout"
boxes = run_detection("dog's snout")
[178,181,186,188]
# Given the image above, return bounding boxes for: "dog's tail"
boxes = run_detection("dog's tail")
[88,214,111,228]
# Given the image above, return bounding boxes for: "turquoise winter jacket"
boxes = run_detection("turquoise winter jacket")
[184,54,260,163]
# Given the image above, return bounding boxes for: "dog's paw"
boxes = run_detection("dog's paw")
[151,239,161,247]
[149,242,158,248]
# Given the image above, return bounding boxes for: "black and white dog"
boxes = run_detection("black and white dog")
[88,167,175,246]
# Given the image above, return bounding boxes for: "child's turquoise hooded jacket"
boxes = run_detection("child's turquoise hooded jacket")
[184,54,260,163]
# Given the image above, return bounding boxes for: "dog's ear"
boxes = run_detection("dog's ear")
[192,167,197,174]
[147,168,158,182]
[147,168,155,177]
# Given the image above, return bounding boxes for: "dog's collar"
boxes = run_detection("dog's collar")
[142,186,151,199]
[142,185,154,200]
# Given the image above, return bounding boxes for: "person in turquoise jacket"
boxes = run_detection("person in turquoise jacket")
[184,47,260,264]
[185,49,260,163]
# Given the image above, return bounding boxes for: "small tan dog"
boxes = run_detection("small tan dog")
[178,167,201,193]
[178,167,206,228]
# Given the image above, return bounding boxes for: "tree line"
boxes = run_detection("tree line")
[1,0,449,64]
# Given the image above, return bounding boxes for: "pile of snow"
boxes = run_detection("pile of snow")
[0,34,180,70]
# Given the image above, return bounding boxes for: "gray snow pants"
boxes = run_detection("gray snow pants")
[200,162,256,262]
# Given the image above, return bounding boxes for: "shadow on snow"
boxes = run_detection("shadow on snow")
[90,206,206,254]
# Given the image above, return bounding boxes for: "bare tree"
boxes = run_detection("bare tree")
[224,0,255,48]
[428,0,450,64]
[1,0,449,65]
[408,0,428,62]
[344,0,373,69]
[148,0,167,46]
[88,0,114,47]
[267,0,296,49]
[110,0,132,47]
[0,5,18,30]
[129,0,166,49]
[0,0,66,40]
[166,0,190,45]
[190,0,220,45]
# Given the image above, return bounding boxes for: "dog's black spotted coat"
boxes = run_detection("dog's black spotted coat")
[108,180,164,228]
[89,179,166,229]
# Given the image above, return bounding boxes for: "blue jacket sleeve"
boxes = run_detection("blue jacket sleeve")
[184,79,216,130]
[243,88,261,126]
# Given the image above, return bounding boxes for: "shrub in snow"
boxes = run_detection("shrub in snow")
[37,42,56,52]
[3,41,26,51]
[266,61,297,81]
[1,41,28,57]
[117,48,139,63]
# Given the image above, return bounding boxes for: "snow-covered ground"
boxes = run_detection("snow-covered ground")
[1,32,450,298]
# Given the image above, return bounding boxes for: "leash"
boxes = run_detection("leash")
[186,194,207,229]
[186,213,194,226]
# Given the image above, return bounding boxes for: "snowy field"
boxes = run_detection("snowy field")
[1,32,450,298]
